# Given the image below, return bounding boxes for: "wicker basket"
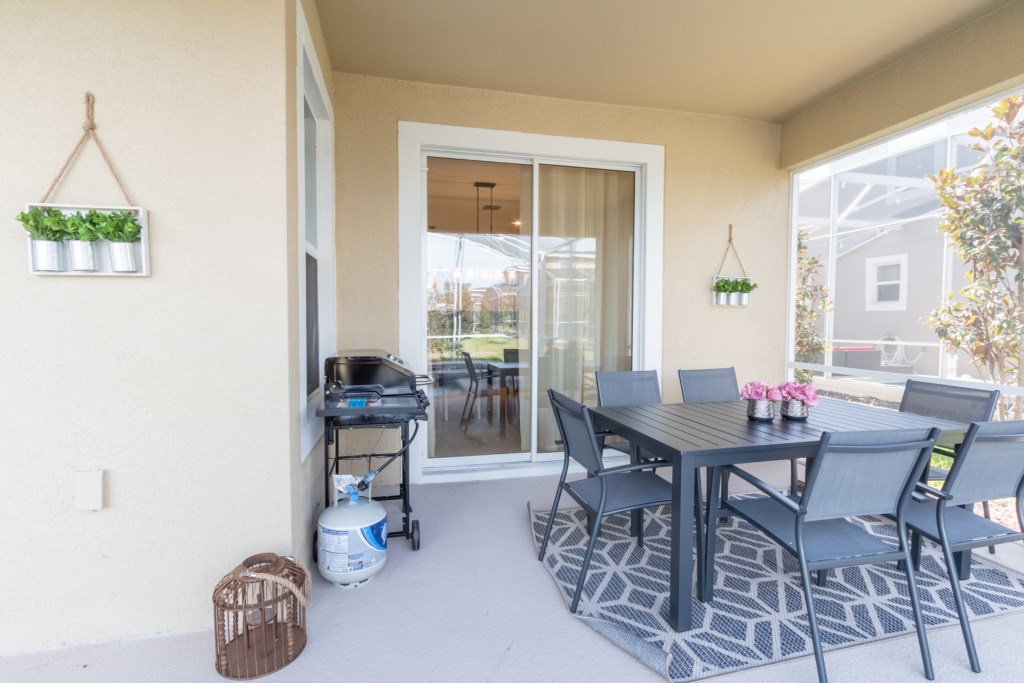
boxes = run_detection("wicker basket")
[212,553,311,680]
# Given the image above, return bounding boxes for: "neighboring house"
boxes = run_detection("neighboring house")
[2,0,1023,659]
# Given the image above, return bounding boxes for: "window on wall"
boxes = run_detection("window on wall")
[864,254,906,311]
[789,88,1023,411]
[297,14,335,460]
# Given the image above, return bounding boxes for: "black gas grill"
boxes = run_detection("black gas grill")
[316,350,431,550]
[318,350,430,424]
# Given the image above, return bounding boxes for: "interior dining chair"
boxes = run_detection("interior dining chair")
[538,389,674,614]
[705,427,940,683]
[904,420,1024,674]
[460,351,498,426]
[900,379,1001,545]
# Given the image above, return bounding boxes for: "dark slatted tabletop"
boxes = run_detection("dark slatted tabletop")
[588,397,966,632]
[590,397,964,465]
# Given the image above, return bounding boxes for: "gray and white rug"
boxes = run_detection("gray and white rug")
[529,502,1024,681]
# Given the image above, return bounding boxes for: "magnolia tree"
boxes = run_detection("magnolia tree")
[793,229,832,382]
[929,96,1024,419]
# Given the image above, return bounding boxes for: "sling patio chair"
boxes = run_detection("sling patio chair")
[900,379,1000,550]
[904,419,1024,674]
[538,389,675,614]
[705,427,940,683]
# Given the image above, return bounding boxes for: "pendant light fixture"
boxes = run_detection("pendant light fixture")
[474,181,497,234]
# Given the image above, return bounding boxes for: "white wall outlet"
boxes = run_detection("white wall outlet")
[74,469,104,511]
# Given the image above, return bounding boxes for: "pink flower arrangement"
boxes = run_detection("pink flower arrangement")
[740,381,782,401]
[778,381,820,407]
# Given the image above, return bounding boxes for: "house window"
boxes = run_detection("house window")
[865,254,907,311]
[297,11,336,460]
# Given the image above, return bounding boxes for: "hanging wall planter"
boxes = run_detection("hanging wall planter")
[712,225,757,307]
[16,93,149,277]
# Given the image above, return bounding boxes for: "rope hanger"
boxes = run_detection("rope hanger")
[40,92,134,206]
[715,224,749,278]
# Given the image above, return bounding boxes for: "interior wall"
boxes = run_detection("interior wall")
[780,1,1024,169]
[0,0,294,655]
[333,74,789,404]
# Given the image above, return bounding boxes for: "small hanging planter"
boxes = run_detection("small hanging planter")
[17,92,149,277]
[712,224,757,307]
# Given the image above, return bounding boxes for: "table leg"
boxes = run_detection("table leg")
[701,466,723,602]
[668,456,695,631]
[630,444,642,540]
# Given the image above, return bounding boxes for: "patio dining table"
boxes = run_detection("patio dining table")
[589,397,965,632]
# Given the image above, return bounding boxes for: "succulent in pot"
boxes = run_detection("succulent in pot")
[17,206,69,271]
[96,209,142,272]
[713,277,732,305]
[736,279,758,306]
[64,210,103,271]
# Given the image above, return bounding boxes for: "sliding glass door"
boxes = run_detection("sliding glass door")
[424,156,635,461]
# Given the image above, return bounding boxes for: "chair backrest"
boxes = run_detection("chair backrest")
[548,389,604,475]
[801,428,940,522]
[462,352,478,382]
[944,420,1024,507]
[678,367,739,403]
[503,348,520,363]
[594,370,661,407]
[899,379,1000,423]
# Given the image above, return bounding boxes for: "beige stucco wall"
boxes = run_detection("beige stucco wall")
[333,74,790,403]
[0,0,315,655]
[780,1,1024,169]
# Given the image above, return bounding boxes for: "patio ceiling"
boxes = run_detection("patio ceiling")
[315,0,1009,123]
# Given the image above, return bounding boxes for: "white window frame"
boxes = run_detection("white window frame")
[297,4,336,460]
[397,121,664,483]
[864,253,907,311]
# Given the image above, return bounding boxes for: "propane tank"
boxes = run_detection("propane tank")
[317,474,388,588]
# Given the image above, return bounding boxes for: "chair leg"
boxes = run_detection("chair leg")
[570,515,604,613]
[940,537,982,673]
[538,486,564,561]
[797,557,829,683]
[983,501,995,553]
[815,569,829,587]
[905,548,937,679]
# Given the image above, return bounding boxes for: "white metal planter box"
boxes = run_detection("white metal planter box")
[25,203,150,277]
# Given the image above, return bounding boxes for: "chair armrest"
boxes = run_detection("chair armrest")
[598,462,667,476]
[913,481,951,501]
[725,466,802,514]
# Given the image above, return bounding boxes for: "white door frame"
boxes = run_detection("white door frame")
[398,122,664,483]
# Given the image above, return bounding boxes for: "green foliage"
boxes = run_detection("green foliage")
[16,207,69,241]
[64,211,103,241]
[96,210,142,243]
[715,277,758,294]
[793,229,832,383]
[928,96,1024,419]
[16,207,141,243]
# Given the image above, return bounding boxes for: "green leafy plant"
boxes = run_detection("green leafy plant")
[928,96,1024,419]
[736,279,758,294]
[793,229,832,383]
[64,211,103,242]
[15,207,70,241]
[713,277,734,293]
[95,210,142,243]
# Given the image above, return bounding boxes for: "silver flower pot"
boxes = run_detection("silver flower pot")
[727,292,741,306]
[739,292,750,306]
[108,242,138,273]
[68,240,99,271]
[31,239,63,272]
[714,292,728,305]
[746,399,775,422]
[781,400,809,421]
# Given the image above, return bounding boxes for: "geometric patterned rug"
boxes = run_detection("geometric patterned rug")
[529,500,1024,681]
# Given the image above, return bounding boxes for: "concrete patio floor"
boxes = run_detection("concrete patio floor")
[3,472,1023,683]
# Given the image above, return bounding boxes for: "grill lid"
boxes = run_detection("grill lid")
[324,349,417,397]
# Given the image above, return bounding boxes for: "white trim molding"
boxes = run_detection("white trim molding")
[865,253,908,312]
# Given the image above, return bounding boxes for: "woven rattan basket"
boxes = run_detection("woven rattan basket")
[212,553,311,680]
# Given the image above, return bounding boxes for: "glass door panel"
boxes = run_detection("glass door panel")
[535,164,635,453]
[425,157,532,459]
